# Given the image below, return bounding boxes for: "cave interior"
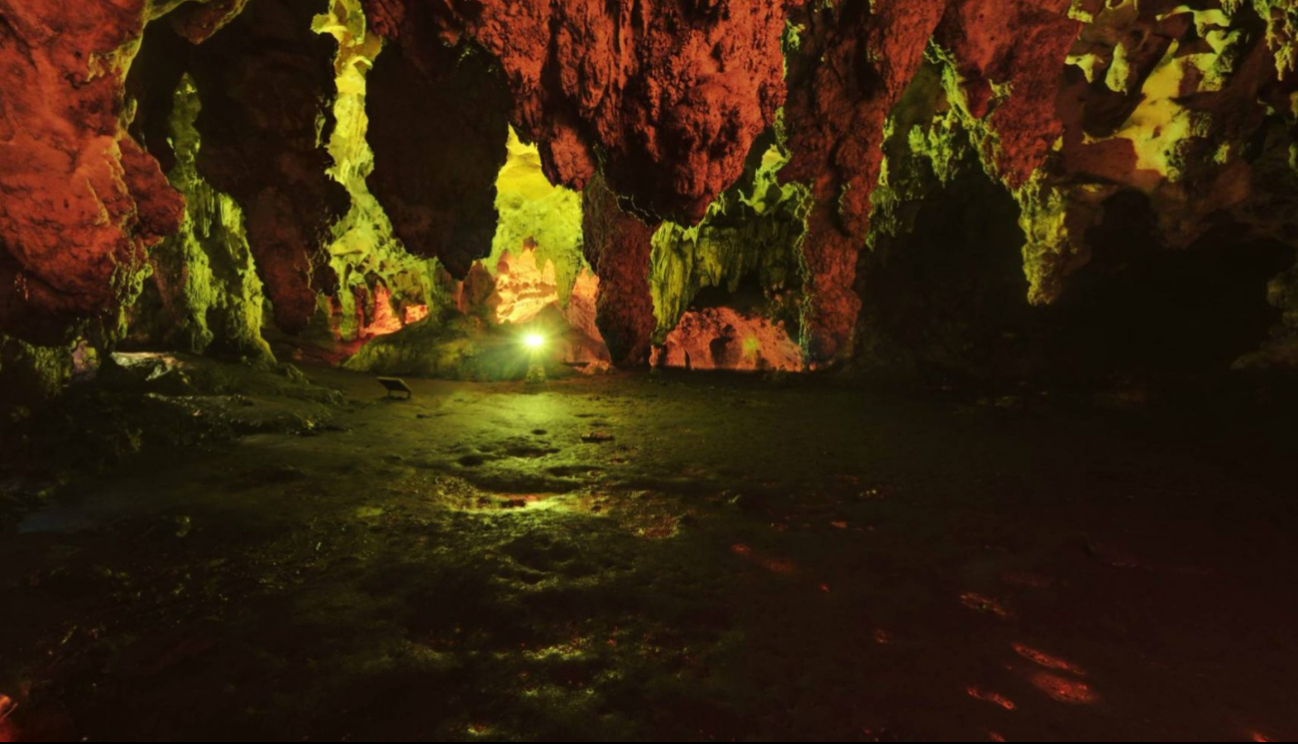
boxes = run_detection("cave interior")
[2,0,1298,740]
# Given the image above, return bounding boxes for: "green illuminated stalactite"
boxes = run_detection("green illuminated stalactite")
[647,135,812,344]
[866,60,972,253]
[1224,0,1298,77]
[313,0,451,342]
[141,75,274,361]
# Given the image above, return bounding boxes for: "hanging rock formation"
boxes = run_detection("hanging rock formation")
[365,31,512,278]
[782,0,950,360]
[180,0,350,335]
[362,0,788,223]
[0,0,184,344]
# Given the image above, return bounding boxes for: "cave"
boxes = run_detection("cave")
[2,0,1298,740]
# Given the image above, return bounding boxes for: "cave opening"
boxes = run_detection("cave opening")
[2,0,1298,741]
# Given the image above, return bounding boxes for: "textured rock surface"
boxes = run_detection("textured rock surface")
[3,0,1298,378]
[650,140,811,347]
[489,128,587,306]
[365,35,511,278]
[126,75,274,362]
[182,0,350,335]
[314,0,454,345]
[364,0,788,223]
[778,0,1298,365]
[582,176,658,368]
[0,0,183,343]
[782,0,948,360]
[655,307,804,372]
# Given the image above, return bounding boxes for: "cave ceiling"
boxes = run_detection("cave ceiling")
[0,0,1295,365]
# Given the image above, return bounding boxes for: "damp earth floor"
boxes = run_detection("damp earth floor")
[2,367,1296,741]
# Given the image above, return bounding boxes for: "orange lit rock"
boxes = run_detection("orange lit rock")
[493,246,561,326]
[357,284,404,339]
[0,0,183,341]
[935,0,1079,189]
[560,269,613,372]
[402,303,429,325]
[488,248,611,371]
[1012,643,1087,676]
[966,685,1016,711]
[456,262,498,319]
[363,0,787,223]
[1030,672,1099,704]
[0,693,13,743]
[655,307,804,372]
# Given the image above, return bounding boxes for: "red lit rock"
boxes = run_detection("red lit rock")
[654,307,803,372]
[934,0,1079,189]
[363,0,788,223]
[183,0,350,334]
[1030,672,1099,704]
[782,0,947,361]
[0,0,183,341]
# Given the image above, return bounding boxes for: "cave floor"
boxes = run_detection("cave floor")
[2,365,1296,741]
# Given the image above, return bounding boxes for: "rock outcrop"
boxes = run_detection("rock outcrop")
[0,0,183,344]
[582,175,658,368]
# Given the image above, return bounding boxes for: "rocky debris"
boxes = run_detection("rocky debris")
[4,352,345,478]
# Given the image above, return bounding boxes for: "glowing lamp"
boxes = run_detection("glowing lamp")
[524,333,545,350]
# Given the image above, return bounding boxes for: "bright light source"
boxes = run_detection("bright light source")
[524,333,545,350]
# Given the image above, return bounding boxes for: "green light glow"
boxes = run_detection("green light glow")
[488,127,588,305]
[137,74,273,361]
[314,0,451,341]
[648,133,812,344]
[524,333,545,350]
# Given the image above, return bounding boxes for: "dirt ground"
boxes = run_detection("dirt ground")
[1,362,1296,741]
